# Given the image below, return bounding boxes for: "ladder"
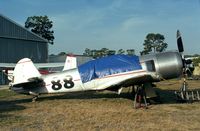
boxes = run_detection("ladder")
[175,90,200,102]
[175,78,200,102]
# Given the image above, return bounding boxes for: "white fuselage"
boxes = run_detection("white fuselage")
[39,63,155,94]
[40,68,149,94]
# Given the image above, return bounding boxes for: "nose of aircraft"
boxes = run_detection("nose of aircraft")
[155,51,183,79]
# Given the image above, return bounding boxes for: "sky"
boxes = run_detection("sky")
[0,0,200,55]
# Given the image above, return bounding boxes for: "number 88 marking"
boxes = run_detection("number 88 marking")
[64,75,74,89]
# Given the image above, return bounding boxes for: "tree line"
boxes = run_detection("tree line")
[83,48,135,58]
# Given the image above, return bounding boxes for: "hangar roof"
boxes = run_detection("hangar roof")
[0,14,48,43]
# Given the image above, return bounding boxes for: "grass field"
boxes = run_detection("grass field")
[1,80,200,131]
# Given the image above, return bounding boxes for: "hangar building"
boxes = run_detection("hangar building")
[0,14,49,84]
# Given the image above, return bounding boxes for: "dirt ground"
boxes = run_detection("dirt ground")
[1,80,200,131]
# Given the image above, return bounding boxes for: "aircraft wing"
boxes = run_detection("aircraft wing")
[114,74,154,87]
[0,63,16,68]
[34,63,64,68]
[0,62,64,69]
[97,72,154,91]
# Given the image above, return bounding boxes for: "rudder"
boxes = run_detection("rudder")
[63,55,77,71]
[12,58,41,85]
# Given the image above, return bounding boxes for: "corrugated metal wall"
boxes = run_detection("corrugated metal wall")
[0,38,48,63]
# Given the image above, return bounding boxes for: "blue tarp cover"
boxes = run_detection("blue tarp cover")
[78,54,142,83]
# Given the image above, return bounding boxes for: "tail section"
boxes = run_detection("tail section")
[12,58,41,85]
[63,55,77,71]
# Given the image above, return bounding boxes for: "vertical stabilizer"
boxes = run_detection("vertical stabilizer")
[12,58,41,85]
[63,55,77,71]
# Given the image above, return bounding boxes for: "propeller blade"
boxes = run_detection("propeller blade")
[177,30,184,53]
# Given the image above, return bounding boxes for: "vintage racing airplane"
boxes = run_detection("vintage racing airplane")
[9,30,192,107]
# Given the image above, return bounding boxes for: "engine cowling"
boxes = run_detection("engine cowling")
[140,51,183,80]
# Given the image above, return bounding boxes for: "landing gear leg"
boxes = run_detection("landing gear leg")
[29,91,39,102]
[181,78,188,99]
[32,95,39,102]
[133,85,148,109]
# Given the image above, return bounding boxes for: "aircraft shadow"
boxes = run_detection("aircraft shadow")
[153,88,178,104]
[0,99,27,115]
[0,88,180,113]
[38,91,133,101]
[38,88,179,105]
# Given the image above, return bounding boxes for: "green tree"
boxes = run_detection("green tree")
[107,50,116,56]
[83,48,92,56]
[141,33,167,55]
[126,49,135,56]
[100,48,109,57]
[83,48,136,58]
[93,50,102,58]
[83,48,115,58]
[117,49,125,54]
[25,15,54,44]
[91,50,97,58]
